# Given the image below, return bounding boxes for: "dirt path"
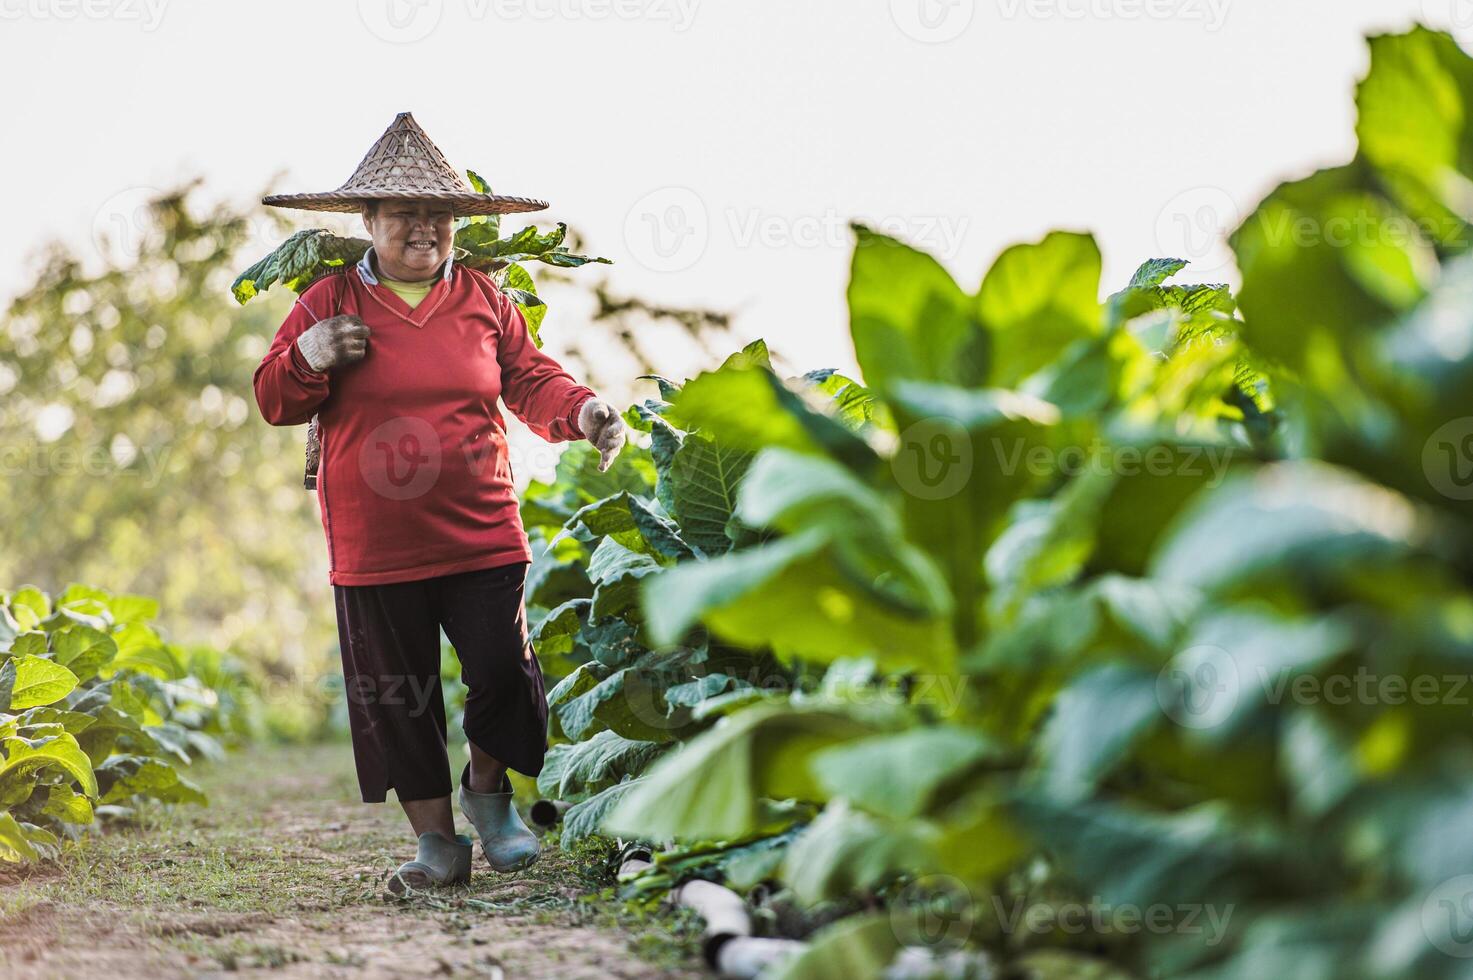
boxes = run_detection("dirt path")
[0,741,704,979]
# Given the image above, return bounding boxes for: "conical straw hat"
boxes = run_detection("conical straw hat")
[262,112,547,216]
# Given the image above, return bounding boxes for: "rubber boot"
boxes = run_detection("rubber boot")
[457,763,540,872]
[386,830,473,896]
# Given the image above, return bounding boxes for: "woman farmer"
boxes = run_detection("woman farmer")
[252,113,627,892]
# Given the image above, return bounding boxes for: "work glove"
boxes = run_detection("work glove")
[578,398,627,472]
[296,315,370,373]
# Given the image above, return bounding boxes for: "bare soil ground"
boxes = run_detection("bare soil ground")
[0,741,704,979]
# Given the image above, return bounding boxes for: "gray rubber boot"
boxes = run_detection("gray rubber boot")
[386,830,473,896]
[457,764,540,872]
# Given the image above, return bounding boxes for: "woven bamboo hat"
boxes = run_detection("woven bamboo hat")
[262,112,547,216]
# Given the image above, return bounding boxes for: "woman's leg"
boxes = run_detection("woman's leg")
[466,739,507,795]
[435,561,548,788]
[333,578,457,835]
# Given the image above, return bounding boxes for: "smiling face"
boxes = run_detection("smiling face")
[361,200,455,281]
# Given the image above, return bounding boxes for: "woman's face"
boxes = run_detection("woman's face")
[362,201,455,281]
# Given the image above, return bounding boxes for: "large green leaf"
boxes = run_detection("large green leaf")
[95,754,206,806]
[641,528,955,673]
[15,705,96,736]
[8,587,50,631]
[1356,28,1473,247]
[529,598,588,658]
[554,663,672,743]
[1150,462,1439,593]
[1033,664,1161,801]
[847,224,985,393]
[0,605,18,652]
[39,781,95,824]
[0,812,37,862]
[810,727,998,821]
[672,366,877,473]
[51,625,117,683]
[735,448,951,617]
[0,730,97,798]
[9,655,80,710]
[779,802,933,904]
[557,491,692,561]
[540,729,667,799]
[229,228,367,304]
[1230,162,1430,380]
[886,381,1060,647]
[604,705,884,840]
[975,231,1103,386]
[666,432,754,557]
[1012,796,1305,909]
[587,537,663,619]
[561,777,648,846]
[765,913,900,980]
[498,262,546,345]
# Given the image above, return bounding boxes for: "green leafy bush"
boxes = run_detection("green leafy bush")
[0,584,255,861]
[513,26,1473,979]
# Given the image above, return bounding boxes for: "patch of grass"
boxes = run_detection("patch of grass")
[171,934,307,971]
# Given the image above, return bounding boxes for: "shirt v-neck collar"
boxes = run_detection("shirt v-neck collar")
[356,245,457,328]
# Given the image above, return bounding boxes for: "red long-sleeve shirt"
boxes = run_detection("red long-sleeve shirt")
[253,258,595,586]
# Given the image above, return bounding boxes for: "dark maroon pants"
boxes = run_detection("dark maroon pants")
[331,561,548,803]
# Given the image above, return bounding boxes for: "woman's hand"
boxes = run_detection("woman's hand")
[296,315,371,373]
[578,398,627,472]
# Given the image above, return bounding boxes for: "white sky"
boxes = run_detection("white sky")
[0,0,1463,379]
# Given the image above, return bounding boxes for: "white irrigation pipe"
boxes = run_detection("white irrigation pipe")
[617,850,807,978]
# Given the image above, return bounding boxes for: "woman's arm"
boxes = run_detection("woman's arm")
[252,278,353,426]
[491,286,597,443]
